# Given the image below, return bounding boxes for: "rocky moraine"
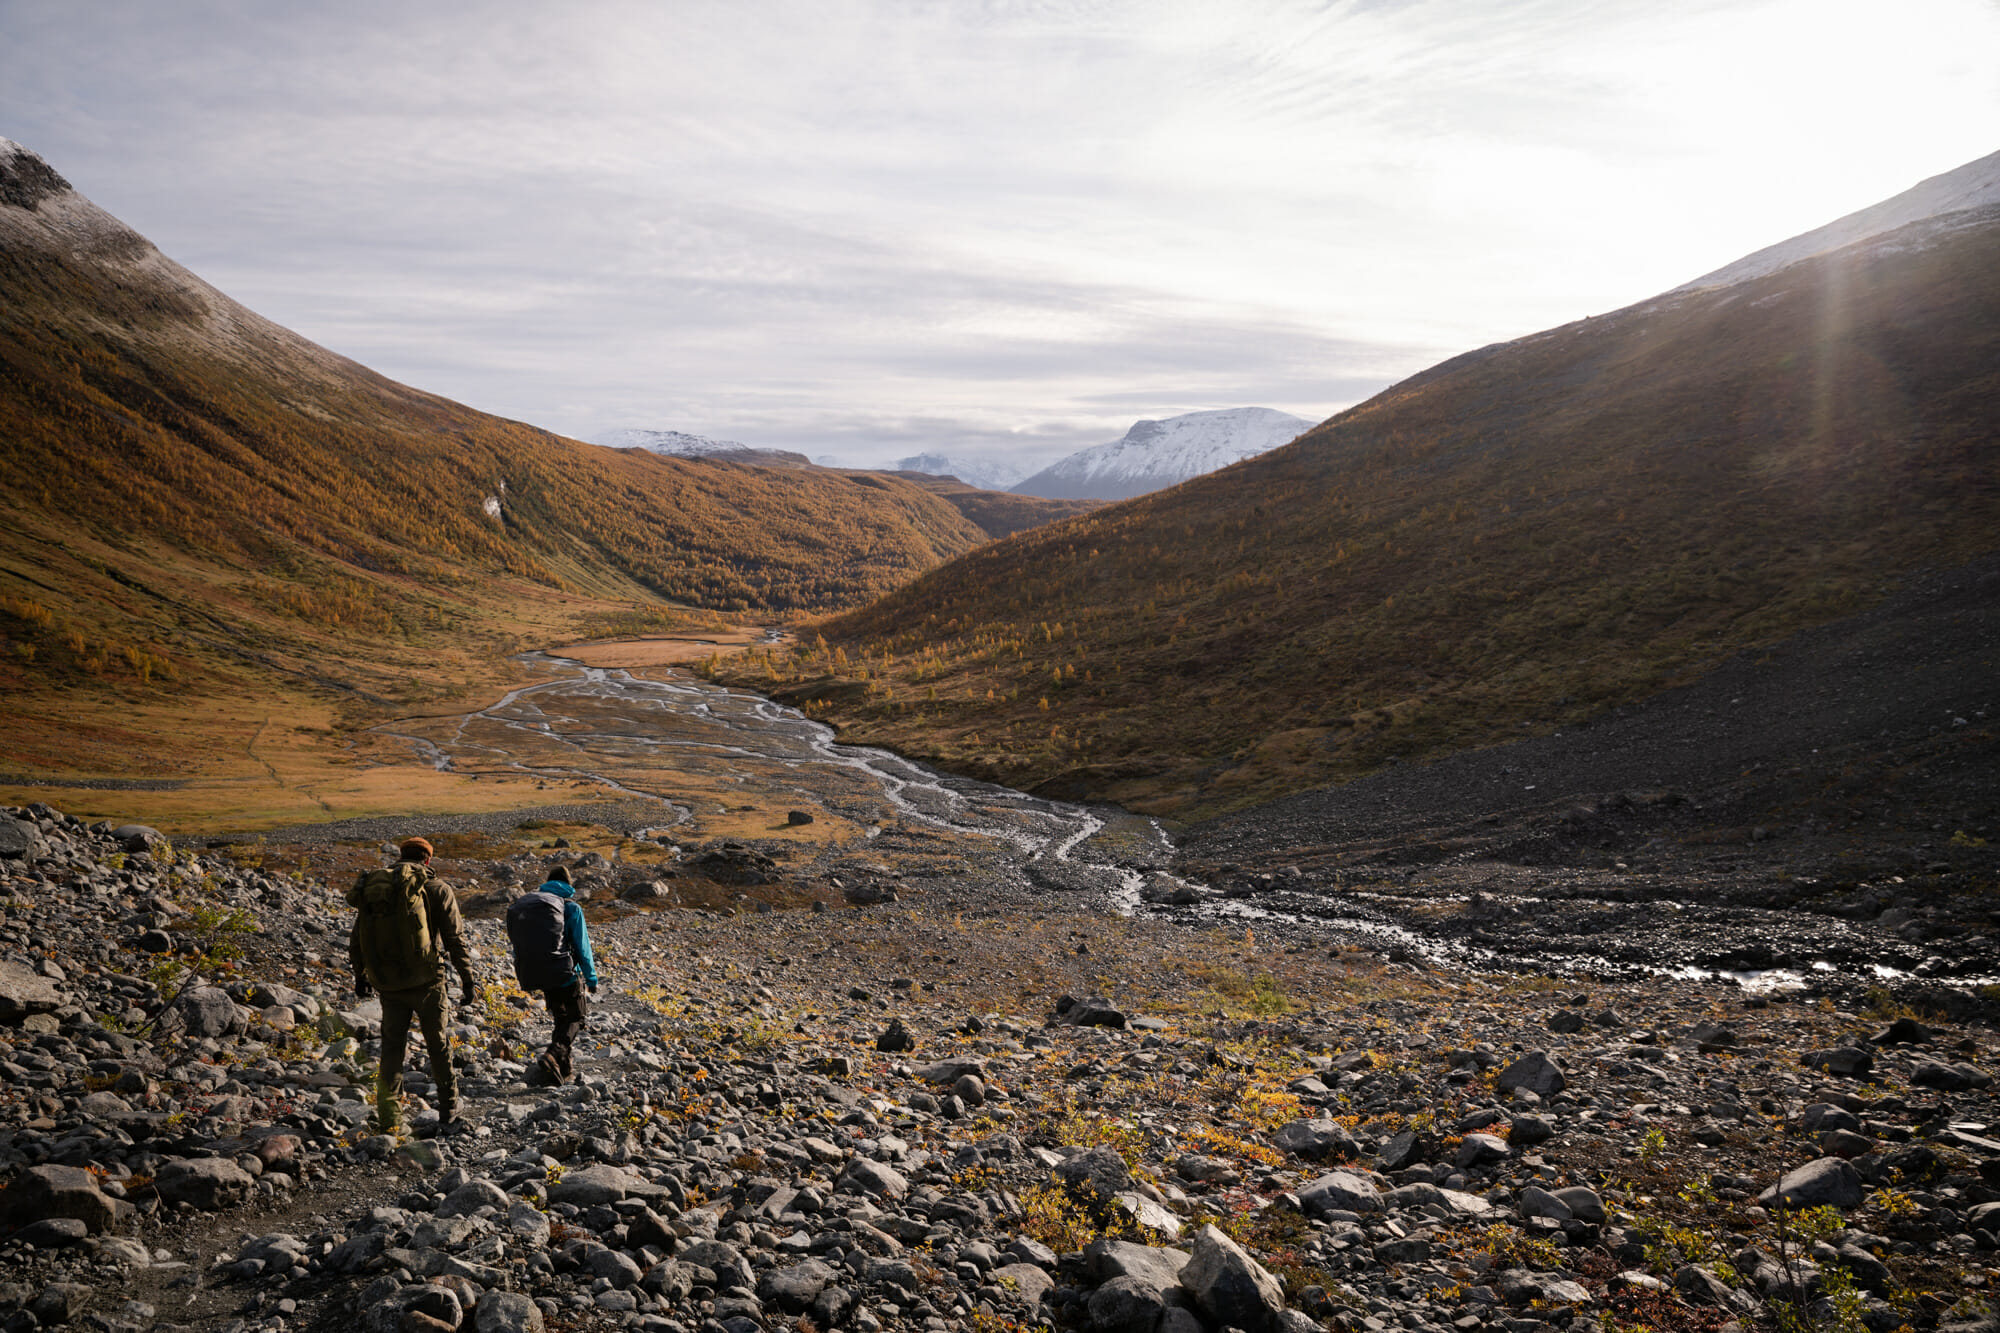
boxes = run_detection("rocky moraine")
[1,802,1997,1333]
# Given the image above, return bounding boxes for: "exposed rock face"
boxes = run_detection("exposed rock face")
[0,139,72,210]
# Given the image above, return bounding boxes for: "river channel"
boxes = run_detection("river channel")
[379,651,1166,907]
[368,652,1987,997]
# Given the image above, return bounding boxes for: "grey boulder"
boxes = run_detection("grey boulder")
[165,986,245,1039]
[112,823,166,853]
[1298,1169,1384,1216]
[1088,1276,1177,1333]
[1495,1051,1567,1096]
[1517,1185,1572,1222]
[993,1263,1055,1306]
[1804,1046,1874,1078]
[156,1158,255,1211]
[0,813,46,861]
[1554,1185,1606,1223]
[759,1260,836,1313]
[1057,994,1128,1028]
[588,1248,644,1289]
[1181,1223,1287,1333]
[1912,1060,1991,1092]
[913,1058,985,1084]
[547,1163,633,1207]
[1374,1236,1431,1264]
[1758,1157,1864,1210]
[838,1156,910,1199]
[0,958,63,1023]
[1083,1238,1190,1292]
[1271,1117,1359,1161]
[15,1217,89,1248]
[437,1179,510,1218]
[1055,1144,1134,1205]
[1455,1132,1510,1167]
[679,1239,754,1290]
[475,1291,546,1333]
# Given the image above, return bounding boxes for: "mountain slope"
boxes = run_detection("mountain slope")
[0,138,988,789]
[1010,407,1312,500]
[881,472,1102,541]
[757,161,2000,816]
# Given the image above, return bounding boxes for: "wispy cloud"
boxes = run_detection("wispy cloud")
[4,0,1998,465]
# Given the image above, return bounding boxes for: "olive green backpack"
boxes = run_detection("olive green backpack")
[347,863,440,992]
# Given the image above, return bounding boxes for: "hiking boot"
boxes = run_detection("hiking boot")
[556,1050,575,1083]
[416,1109,462,1140]
[533,1052,564,1086]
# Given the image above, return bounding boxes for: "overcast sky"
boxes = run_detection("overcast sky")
[4,0,1998,469]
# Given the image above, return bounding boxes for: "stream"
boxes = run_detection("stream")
[372,652,1982,995]
[379,652,1162,907]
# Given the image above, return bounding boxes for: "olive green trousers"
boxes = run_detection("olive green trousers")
[374,981,453,1130]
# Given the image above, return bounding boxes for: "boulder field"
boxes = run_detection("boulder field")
[0,802,1996,1333]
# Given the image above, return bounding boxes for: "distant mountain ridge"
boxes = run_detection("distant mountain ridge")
[593,432,1091,537]
[1010,407,1313,500]
[594,428,812,468]
[889,452,1030,493]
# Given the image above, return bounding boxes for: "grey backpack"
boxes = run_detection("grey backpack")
[505,891,575,991]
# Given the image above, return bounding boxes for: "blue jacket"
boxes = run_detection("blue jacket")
[538,880,598,988]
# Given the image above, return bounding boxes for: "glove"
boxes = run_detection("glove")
[587,983,598,996]
[459,971,477,1006]
[355,976,373,1000]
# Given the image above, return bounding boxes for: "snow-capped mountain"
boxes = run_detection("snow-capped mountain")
[1010,408,1314,501]
[889,452,1031,492]
[1676,147,2000,292]
[593,428,810,467]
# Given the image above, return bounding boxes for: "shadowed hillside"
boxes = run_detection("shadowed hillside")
[746,200,2000,816]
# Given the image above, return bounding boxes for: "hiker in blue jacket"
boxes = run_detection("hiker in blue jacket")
[504,865,599,1084]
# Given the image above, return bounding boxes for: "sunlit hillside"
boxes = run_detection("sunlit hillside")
[745,203,2000,817]
[0,141,989,795]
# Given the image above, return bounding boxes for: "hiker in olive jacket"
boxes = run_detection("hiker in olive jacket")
[346,837,475,1134]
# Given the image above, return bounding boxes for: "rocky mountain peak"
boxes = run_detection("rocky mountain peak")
[1010,406,1313,501]
[0,138,72,211]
